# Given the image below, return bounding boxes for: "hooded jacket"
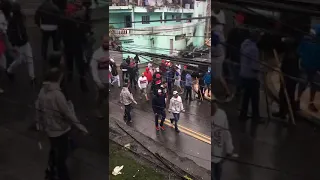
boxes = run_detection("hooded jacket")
[152,94,166,113]
[144,67,153,82]
[120,87,136,105]
[212,108,234,163]
[35,82,85,137]
[169,96,184,113]
[298,24,320,70]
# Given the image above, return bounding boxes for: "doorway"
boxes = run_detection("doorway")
[125,15,132,28]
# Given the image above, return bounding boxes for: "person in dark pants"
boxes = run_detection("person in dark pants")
[185,71,192,101]
[239,31,262,123]
[165,67,174,95]
[120,83,137,122]
[61,2,90,92]
[152,89,166,131]
[120,59,129,82]
[34,0,62,61]
[128,60,137,89]
[272,38,299,123]
[35,68,88,180]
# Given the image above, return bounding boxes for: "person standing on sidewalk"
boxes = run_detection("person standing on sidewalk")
[138,72,148,100]
[6,2,36,85]
[120,83,137,123]
[239,30,262,123]
[185,71,193,101]
[34,0,61,61]
[35,68,88,180]
[212,96,234,180]
[152,89,166,131]
[272,38,299,122]
[169,91,184,133]
[90,34,109,118]
[110,58,120,88]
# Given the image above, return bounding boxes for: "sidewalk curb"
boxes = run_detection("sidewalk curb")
[265,71,320,126]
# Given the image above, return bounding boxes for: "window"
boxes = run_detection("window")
[172,15,175,20]
[175,34,186,41]
[187,15,192,23]
[142,16,150,24]
[176,14,181,22]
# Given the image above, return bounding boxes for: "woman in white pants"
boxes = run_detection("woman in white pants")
[6,3,35,84]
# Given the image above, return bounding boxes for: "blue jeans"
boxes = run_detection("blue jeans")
[171,113,180,130]
[155,110,166,127]
[212,161,222,180]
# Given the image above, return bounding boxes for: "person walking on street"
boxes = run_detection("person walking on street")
[165,67,174,96]
[138,72,148,100]
[239,30,262,123]
[120,59,129,82]
[134,54,140,68]
[7,2,36,85]
[110,58,120,88]
[128,59,137,89]
[120,83,137,123]
[185,71,192,101]
[90,34,109,118]
[34,0,61,61]
[35,68,88,180]
[212,96,234,180]
[152,89,167,131]
[169,91,184,133]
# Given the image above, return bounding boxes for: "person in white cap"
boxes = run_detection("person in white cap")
[169,90,184,133]
[138,72,148,100]
[212,95,234,180]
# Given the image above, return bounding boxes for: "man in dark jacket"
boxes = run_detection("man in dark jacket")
[35,0,62,60]
[128,60,137,89]
[61,1,90,92]
[165,67,174,95]
[152,89,166,131]
[120,59,129,82]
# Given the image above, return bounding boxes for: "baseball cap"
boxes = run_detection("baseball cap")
[173,91,178,95]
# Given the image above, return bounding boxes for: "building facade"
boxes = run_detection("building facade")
[109,0,210,63]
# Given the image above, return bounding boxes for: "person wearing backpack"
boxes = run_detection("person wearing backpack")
[6,2,36,85]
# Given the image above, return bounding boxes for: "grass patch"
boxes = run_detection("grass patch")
[109,140,165,180]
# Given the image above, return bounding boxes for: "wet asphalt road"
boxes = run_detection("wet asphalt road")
[109,85,211,170]
[213,78,320,180]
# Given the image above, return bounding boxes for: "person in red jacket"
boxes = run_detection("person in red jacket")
[144,67,153,93]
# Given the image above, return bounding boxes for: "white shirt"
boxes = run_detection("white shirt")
[169,96,184,113]
[212,108,234,163]
[138,76,148,89]
[91,47,109,84]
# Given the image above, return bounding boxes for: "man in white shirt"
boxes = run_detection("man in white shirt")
[169,91,185,133]
[90,34,109,118]
[138,72,148,100]
[212,96,234,180]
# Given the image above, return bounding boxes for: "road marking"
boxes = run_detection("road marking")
[163,120,211,145]
[164,119,211,140]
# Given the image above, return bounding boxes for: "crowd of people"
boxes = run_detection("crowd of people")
[212,8,320,180]
[114,55,212,132]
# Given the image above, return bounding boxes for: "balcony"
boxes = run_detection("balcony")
[110,22,198,37]
[110,0,194,10]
